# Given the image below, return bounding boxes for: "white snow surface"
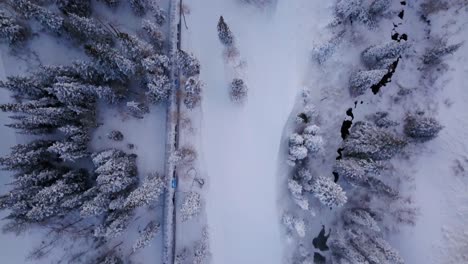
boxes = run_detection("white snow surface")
[182,1,331,263]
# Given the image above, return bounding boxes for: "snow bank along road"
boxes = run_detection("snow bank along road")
[183,1,330,263]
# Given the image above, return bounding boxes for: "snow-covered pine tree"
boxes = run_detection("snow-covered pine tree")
[142,19,164,50]
[287,133,308,166]
[142,54,170,75]
[124,172,165,209]
[85,43,136,81]
[0,140,55,173]
[349,69,387,97]
[302,124,324,154]
[311,176,347,208]
[369,0,391,16]
[343,208,380,232]
[329,234,367,264]
[129,0,147,16]
[150,3,166,26]
[335,0,364,21]
[132,221,160,252]
[334,158,382,187]
[48,138,89,162]
[56,0,91,17]
[404,114,443,141]
[184,77,202,109]
[217,16,234,46]
[361,42,409,69]
[288,178,309,210]
[0,10,30,45]
[117,32,153,61]
[94,209,134,238]
[0,74,47,100]
[146,75,171,103]
[422,40,462,66]
[64,13,113,43]
[230,78,248,102]
[177,50,201,77]
[341,121,407,160]
[91,149,138,195]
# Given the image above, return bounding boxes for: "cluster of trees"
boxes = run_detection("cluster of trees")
[0,0,169,109]
[175,227,210,264]
[334,0,392,27]
[329,113,442,263]
[0,0,171,261]
[287,124,325,166]
[349,41,409,97]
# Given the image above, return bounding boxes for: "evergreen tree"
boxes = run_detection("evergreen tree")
[150,3,166,26]
[422,41,462,66]
[132,221,160,252]
[343,208,380,232]
[146,75,171,103]
[142,19,164,49]
[56,0,92,17]
[341,121,407,160]
[64,13,113,43]
[129,0,147,16]
[117,32,153,61]
[361,42,409,69]
[217,16,234,46]
[177,50,200,77]
[230,78,248,102]
[334,158,382,187]
[369,0,391,16]
[0,75,47,99]
[142,54,171,75]
[349,69,387,97]
[0,10,30,45]
[404,114,443,141]
[124,172,165,209]
[311,176,347,208]
[85,43,137,81]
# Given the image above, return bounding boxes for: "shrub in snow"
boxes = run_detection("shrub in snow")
[288,178,309,210]
[341,121,407,160]
[311,176,347,208]
[56,0,91,17]
[184,77,203,109]
[193,228,211,264]
[335,0,364,21]
[311,32,344,64]
[369,0,391,16]
[287,133,308,166]
[422,41,462,66]
[142,19,164,49]
[177,50,200,77]
[217,16,234,46]
[132,221,160,252]
[366,111,399,128]
[361,42,409,69]
[170,146,197,165]
[180,191,202,222]
[0,11,29,45]
[349,69,387,97]
[230,78,248,102]
[149,2,167,25]
[126,101,149,119]
[282,213,307,238]
[343,208,380,232]
[98,254,123,264]
[107,130,124,141]
[130,0,148,16]
[404,114,443,141]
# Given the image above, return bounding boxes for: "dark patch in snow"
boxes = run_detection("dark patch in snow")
[336,148,344,160]
[371,57,400,94]
[313,225,330,251]
[346,108,354,120]
[340,120,353,139]
[298,112,309,123]
[313,252,326,264]
[401,1,406,5]
[398,10,405,19]
[333,171,339,182]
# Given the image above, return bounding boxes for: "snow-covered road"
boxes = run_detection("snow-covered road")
[182,1,330,263]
